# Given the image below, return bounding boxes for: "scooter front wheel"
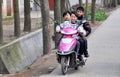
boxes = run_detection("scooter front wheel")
[61,56,68,75]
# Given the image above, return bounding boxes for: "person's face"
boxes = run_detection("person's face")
[77,10,84,17]
[71,14,77,23]
[64,13,71,21]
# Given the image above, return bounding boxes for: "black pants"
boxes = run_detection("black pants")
[78,37,88,55]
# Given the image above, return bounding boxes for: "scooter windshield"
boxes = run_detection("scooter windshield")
[61,27,77,35]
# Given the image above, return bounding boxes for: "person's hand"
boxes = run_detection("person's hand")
[78,32,84,37]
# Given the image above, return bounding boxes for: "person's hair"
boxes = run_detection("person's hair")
[76,6,84,12]
[71,11,77,17]
[63,11,71,17]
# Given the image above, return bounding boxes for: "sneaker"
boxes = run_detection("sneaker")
[84,53,90,58]
[78,55,82,61]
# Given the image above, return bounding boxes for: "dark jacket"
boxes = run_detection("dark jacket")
[77,15,91,37]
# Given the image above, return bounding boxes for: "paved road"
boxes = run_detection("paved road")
[40,8,120,77]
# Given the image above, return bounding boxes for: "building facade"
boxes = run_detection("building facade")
[2,0,52,17]
[2,0,13,17]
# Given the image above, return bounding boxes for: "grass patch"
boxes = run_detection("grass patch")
[3,16,14,21]
[36,22,42,29]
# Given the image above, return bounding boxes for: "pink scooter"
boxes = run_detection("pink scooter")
[56,27,86,75]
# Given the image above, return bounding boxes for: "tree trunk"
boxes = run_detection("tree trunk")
[91,0,96,24]
[85,0,88,20]
[24,0,31,32]
[103,0,118,8]
[40,0,51,55]
[111,0,117,7]
[66,0,71,11]
[118,0,120,5]
[61,0,66,22]
[13,0,20,37]
[0,0,3,43]
[103,0,109,7]
[79,0,82,6]
[54,0,61,48]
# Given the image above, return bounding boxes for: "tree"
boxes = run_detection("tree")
[79,0,82,6]
[61,0,66,22]
[24,0,31,32]
[103,0,118,8]
[118,0,120,5]
[85,0,88,19]
[91,0,96,24]
[111,0,117,7]
[0,0,3,43]
[65,0,70,10]
[40,0,51,55]
[54,0,61,48]
[13,0,20,37]
[103,0,109,7]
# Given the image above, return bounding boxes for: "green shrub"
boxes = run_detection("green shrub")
[83,4,107,21]
[88,9,107,21]
[95,10,107,21]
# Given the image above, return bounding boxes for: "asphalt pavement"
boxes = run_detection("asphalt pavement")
[40,7,120,77]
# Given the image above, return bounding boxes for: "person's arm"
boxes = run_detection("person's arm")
[77,25,86,37]
[56,22,64,32]
[56,25,61,32]
[83,21,91,37]
[76,20,86,37]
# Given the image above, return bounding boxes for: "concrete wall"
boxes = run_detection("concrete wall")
[0,29,43,74]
